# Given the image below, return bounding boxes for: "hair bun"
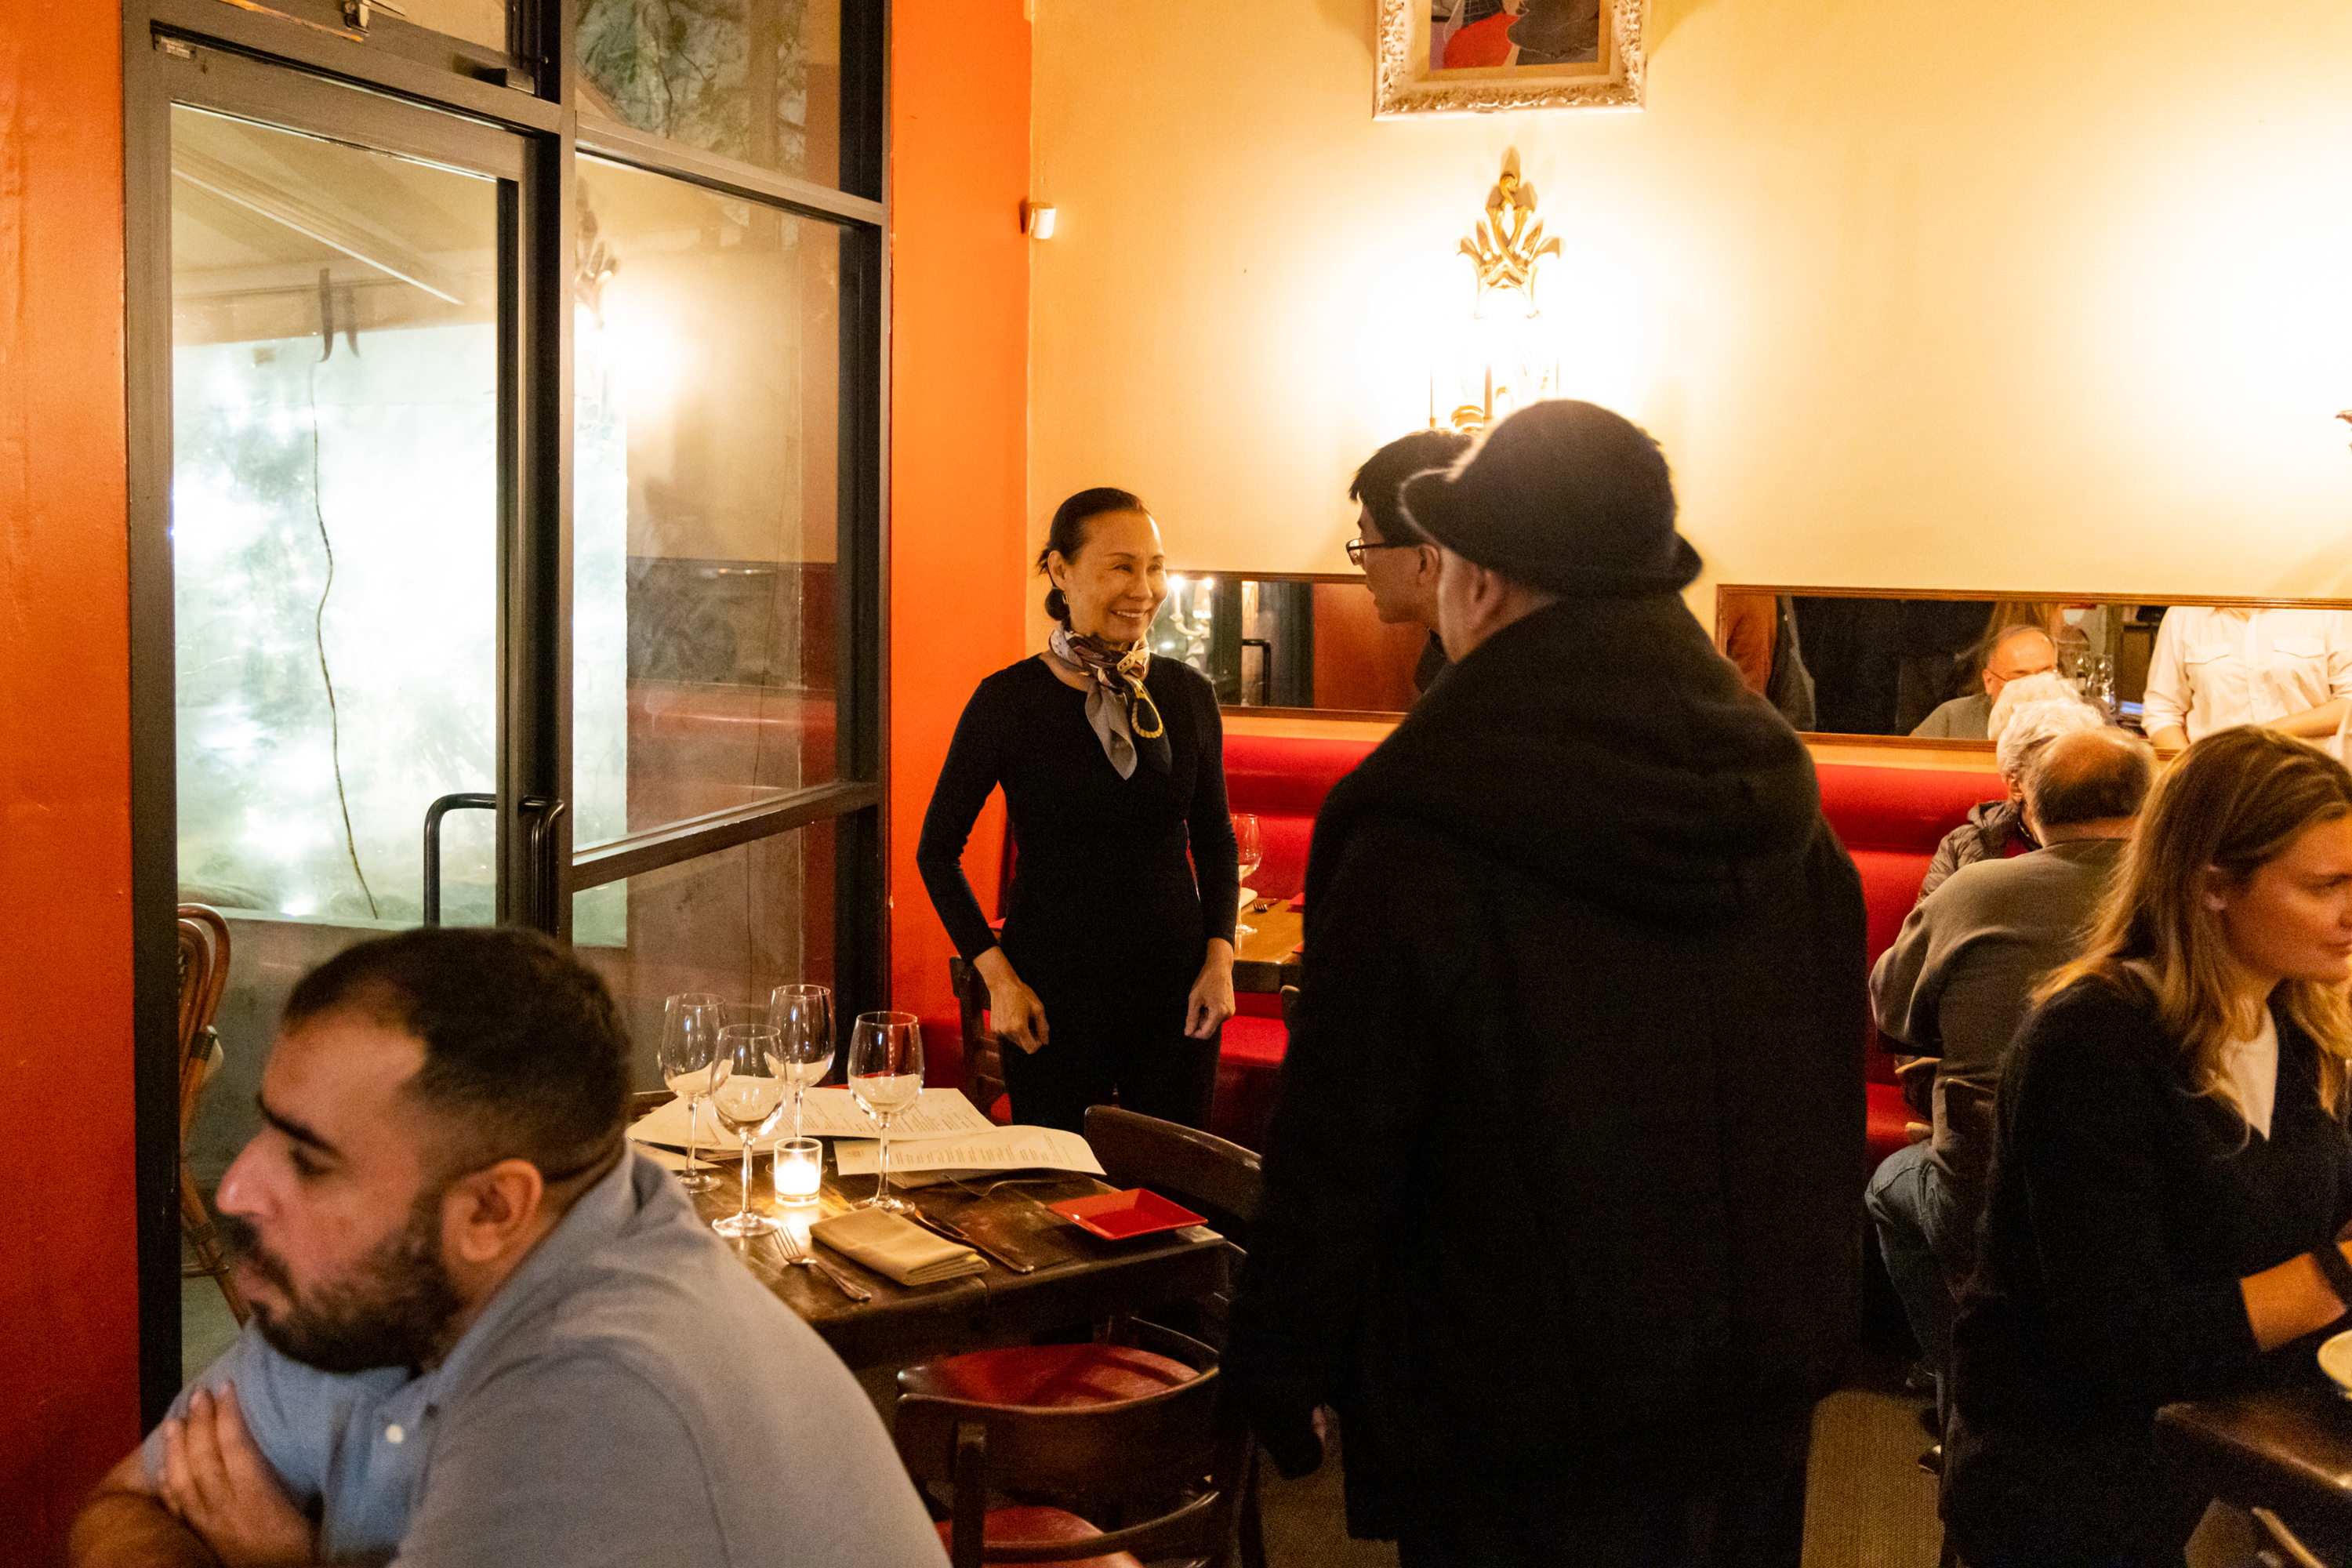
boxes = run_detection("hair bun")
[1045,586,1069,623]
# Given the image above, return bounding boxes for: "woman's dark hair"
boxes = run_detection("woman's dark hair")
[1037,487,1149,625]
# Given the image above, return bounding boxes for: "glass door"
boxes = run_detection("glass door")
[154,53,542,1382]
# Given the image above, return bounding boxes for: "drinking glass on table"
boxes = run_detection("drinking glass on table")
[657,993,727,1192]
[848,1011,924,1211]
[768,983,835,1142]
[709,1023,786,1237]
[1232,812,1263,937]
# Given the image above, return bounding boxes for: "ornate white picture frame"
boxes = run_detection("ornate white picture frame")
[1375,0,1648,118]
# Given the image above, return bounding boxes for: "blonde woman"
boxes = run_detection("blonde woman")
[1943,726,2352,1567]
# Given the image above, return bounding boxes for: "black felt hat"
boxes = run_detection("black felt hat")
[1400,400,1700,597]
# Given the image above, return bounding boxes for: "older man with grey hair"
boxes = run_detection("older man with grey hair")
[1916,673,2107,901]
[1869,725,2156,1470]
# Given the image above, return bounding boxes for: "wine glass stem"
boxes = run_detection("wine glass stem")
[686,1097,700,1172]
[877,1120,891,1207]
[739,1137,754,1225]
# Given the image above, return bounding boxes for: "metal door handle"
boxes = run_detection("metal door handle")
[423,793,496,926]
[520,796,568,930]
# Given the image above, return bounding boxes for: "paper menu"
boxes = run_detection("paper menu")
[628,1085,994,1151]
[832,1126,1105,1177]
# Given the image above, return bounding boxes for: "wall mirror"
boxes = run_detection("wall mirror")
[1719,587,2352,746]
[1152,572,1432,717]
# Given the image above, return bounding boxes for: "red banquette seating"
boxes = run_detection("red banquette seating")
[1214,733,2004,1163]
[925,724,2002,1163]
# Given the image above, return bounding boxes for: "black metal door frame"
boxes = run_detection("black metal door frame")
[122,0,890,1423]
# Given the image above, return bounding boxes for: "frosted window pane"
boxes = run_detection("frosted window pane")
[575,156,840,858]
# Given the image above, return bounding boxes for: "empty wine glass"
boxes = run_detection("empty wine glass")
[708,1022,786,1238]
[657,993,727,1192]
[1232,812,1263,937]
[848,1011,924,1211]
[769,983,835,1143]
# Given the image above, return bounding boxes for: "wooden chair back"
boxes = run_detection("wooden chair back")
[175,903,247,1323]
[951,956,1010,1123]
[896,1320,1245,1568]
[1083,1106,1262,1247]
[176,905,232,1134]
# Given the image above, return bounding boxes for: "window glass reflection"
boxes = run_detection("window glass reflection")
[574,825,836,1089]
[576,0,844,187]
[171,107,506,927]
[573,156,843,887]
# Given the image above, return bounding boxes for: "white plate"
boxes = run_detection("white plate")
[2318,1327,2352,1399]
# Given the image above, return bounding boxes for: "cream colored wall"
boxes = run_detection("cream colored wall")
[1029,0,2352,618]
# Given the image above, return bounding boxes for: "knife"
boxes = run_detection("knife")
[909,1209,1036,1274]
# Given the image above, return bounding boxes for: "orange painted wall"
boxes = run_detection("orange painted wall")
[0,1,140,1544]
[887,2,1031,1045]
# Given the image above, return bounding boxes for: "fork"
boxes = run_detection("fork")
[771,1225,873,1301]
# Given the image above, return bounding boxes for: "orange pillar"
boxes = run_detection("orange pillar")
[0,1,139,1546]
[888,0,1030,1051]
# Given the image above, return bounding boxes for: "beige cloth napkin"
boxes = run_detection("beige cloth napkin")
[811,1208,986,1285]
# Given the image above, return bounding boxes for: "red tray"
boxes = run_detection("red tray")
[1048,1187,1206,1241]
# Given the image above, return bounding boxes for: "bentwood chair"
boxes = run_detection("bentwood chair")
[176,904,247,1324]
[898,1111,1268,1567]
[896,1319,1249,1568]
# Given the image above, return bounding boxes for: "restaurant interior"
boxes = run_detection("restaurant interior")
[13,0,2352,1559]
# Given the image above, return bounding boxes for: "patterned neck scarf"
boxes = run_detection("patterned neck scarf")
[1049,623,1171,779]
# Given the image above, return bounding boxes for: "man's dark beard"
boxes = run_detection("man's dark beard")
[216,1192,464,1374]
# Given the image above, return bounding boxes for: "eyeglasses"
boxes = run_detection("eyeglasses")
[1345,538,1421,568]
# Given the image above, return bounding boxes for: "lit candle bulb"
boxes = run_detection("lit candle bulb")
[774,1138,822,1206]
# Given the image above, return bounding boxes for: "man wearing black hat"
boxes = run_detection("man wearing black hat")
[1230,401,1867,1566]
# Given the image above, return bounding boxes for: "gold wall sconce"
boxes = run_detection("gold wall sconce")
[1432,158,1563,434]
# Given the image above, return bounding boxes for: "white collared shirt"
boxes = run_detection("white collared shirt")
[2140,606,2352,741]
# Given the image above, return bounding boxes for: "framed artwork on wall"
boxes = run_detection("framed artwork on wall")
[1376,0,1648,117]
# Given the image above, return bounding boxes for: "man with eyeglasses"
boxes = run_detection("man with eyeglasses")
[1346,429,1473,694]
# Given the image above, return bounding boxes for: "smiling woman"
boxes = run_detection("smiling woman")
[915,490,1243,1133]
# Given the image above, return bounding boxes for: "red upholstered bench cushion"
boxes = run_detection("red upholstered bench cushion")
[934,1506,1142,1568]
[1866,1083,1917,1171]
[899,1342,1197,1408]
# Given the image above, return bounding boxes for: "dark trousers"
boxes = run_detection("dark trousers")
[1394,1418,1812,1568]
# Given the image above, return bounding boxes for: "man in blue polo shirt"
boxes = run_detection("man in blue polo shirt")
[67,927,944,1567]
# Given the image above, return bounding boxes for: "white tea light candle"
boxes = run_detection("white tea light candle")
[775,1138,822,1205]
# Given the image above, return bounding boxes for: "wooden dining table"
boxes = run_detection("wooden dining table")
[1229,901,1304,995]
[2156,1385,2352,1559]
[677,1152,1231,1370]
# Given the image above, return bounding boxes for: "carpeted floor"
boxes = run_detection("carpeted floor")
[1252,1358,1946,1568]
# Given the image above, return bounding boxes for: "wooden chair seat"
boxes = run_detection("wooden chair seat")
[930,1505,1142,1568]
[896,1321,1243,1568]
[902,1342,1199,1410]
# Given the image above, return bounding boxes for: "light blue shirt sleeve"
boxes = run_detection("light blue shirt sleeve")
[140,1323,323,1504]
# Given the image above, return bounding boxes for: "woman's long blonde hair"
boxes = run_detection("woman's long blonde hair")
[2038,725,2352,1117]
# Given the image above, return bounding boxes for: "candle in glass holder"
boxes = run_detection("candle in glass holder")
[774,1137,823,1206]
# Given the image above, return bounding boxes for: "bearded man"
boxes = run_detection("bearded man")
[67,927,941,1568]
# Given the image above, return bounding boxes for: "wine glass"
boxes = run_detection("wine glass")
[848,1011,924,1211]
[768,983,835,1142]
[1232,812,1263,937]
[657,993,727,1192]
[708,1022,786,1237]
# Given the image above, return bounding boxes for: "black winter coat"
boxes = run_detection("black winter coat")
[1228,593,1868,1538]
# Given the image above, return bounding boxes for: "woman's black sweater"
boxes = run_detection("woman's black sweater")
[1945,976,2352,1565]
